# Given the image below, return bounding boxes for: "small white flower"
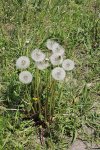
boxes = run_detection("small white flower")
[50,53,63,66]
[52,43,65,56]
[45,58,49,61]
[31,49,45,62]
[16,56,30,69]
[35,60,49,70]
[46,39,56,50]
[2,47,5,50]
[62,59,75,71]
[19,71,32,84]
[25,39,30,44]
[51,67,66,81]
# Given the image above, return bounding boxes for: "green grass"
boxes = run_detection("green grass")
[0,0,100,149]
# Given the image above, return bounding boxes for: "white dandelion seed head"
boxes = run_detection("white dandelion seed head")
[52,43,65,56]
[50,53,63,66]
[19,71,32,84]
[62,59,75,71]
[46,39,56,50]
[16,56,30,69]
[35,60,50,70]
[51,67,66,81]
[31,49,45,62]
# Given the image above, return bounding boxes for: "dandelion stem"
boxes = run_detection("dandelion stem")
[44,70,49,121]
[49,80,56,120]
[36,68,42,115]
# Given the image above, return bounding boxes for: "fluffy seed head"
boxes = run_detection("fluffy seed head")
[31,49,45,62]
[19,71,32,84]
[46,39,56,50]
[51,67,66,81]
[16,56,30,69]
[52,43,65,56]
[50,53,63,66]
[62,59,75,71]
[35,60,49,70]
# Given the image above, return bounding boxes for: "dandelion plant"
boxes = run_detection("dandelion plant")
[16,39,75,126]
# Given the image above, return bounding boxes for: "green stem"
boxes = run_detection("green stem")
[44,70,49,121]
[36,68,42,115]
[57,80,65,113]
[49,80,56,120]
